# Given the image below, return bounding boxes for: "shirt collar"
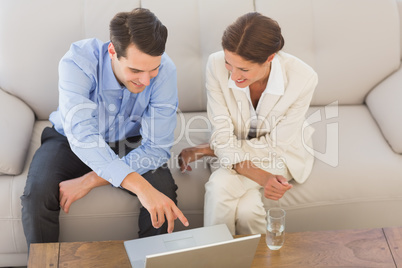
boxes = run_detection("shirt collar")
[102,42,125,90]
[228,54,284,96]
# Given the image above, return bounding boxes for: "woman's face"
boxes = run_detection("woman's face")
[224,49,273,88]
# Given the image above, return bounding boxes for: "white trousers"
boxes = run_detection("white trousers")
[204,166,290,235]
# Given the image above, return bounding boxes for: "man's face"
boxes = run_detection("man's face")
[109,43,162,94]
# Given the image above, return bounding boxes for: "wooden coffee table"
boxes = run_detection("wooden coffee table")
[28,227,402,267]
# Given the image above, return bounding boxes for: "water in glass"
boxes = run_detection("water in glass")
[266,222,285,250]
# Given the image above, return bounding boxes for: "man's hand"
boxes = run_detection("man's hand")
[178,143,215,172]
[59,171,109,213]
[261,174,293,200]
[121,172,189,233]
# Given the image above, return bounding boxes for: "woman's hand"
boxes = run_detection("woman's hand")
[233,160,292,200]
[261,174,293,200]
[178,143,215,172]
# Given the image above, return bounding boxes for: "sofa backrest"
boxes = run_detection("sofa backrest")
[0,0,141,120]
[256,0,401,106]
[0,0,401,119]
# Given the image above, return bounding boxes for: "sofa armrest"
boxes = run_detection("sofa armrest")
[0,88,35,175]
[366,63,402,154]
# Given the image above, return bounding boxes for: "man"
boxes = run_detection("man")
[21,8,188,248]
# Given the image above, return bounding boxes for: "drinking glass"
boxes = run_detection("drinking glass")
[266,208,286,250]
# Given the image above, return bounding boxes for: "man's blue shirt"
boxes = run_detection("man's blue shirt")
[50,38,178,187]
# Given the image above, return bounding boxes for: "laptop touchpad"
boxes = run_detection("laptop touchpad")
[163,236,196,251]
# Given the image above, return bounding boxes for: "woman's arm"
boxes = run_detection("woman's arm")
[233,160,292,200]
[178,145,292,200]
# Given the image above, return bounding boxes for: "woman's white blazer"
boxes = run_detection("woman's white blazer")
[206,50,318,184]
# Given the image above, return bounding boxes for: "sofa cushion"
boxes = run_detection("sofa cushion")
[256,0,401,106]
[0,177,16,253]
[366,65,402,153]
[264,105,402,231]
[0,1,81,119]
[0,89,34,175]
[59,184,142,242]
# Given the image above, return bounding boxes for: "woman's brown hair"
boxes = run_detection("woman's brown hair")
[222,12,284,64]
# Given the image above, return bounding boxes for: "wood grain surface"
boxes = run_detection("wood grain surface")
[28,242,59,268]
[251,228,395,267]
[58,240,131,268]
[384,227,402,267]
[29,227,402,267]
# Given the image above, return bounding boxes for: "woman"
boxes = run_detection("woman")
[179,12,318,235]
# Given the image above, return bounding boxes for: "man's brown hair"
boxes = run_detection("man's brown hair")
[110,8,167,58]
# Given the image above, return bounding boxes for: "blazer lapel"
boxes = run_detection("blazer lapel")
[256,94,282,135]
[231,89,251,132]
[257,56,289,136]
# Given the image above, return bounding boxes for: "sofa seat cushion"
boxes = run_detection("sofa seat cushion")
[59,184,141,242]
[264,105,402,231]
[0,176,26,255]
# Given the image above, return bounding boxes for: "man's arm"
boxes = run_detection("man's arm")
[59,171,189,233]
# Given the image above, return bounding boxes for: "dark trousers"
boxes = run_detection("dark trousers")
[21,127,178,248]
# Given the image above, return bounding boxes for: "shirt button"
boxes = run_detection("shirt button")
[108,104,116,112]
[109,179,113,183]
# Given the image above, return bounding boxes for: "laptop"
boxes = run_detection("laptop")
[123,224,261,268]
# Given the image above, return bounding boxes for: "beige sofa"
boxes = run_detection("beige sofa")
[1,0,402,266]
